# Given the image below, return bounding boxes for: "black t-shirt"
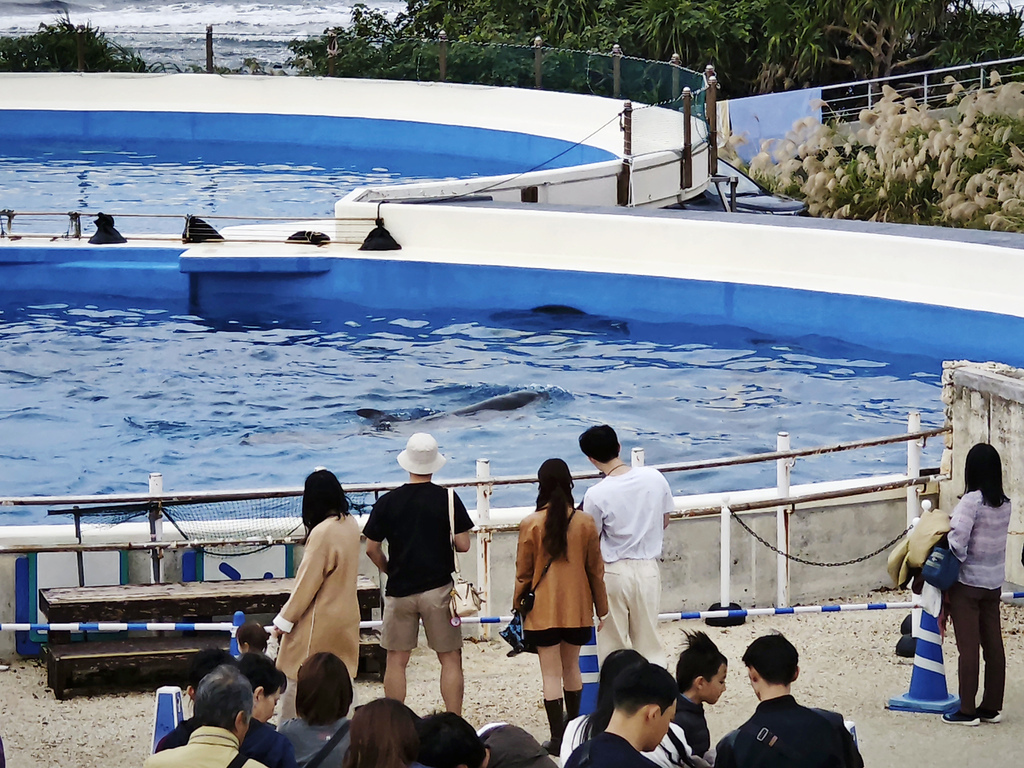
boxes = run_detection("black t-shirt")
[564,733,660,768]
[363,482,473,597]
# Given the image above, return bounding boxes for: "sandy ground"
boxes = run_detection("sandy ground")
[3,591,1023,767]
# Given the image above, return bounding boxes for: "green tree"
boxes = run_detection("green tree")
[0,15,147,72]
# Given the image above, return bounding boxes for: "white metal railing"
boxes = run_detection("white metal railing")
[1,415,948,623]
[820,55,1024,120]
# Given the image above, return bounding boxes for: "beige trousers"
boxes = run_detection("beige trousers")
[596,558,665,668]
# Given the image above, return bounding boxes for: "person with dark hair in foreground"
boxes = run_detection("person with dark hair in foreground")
[238,653,298,768]
[943,443,1012,726]
[714,634,862,768]
[478,723,556,768]
[674,631,727,763]
[155,648,239,751]
[342,698,426,768]
[564,661,679,768]
[279,653,354,768]
[578,425,674,668]
[561,650,693,768]
[274,469,361,721]
[416,712,487,768]
[145,665,267,768]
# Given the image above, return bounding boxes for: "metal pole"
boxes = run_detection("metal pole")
[720,497,731,609]
[729,176,738,212]
[74,513,85,587]
[612,44,622,98]
[682,87,693,190]
[922,73,928,106]
[475,459,492,638]
[534,36,543,89]
[776,432,791,608]
[707,75,718,176]
[328,33,337,77]
[670,53,681,99]
[149,472,164,584]
[76,26,86,72]
[617,101,632,206]
[867,81,873,108]
[206,25,214,74]
[439,31,447,82]
[907,412,921,527]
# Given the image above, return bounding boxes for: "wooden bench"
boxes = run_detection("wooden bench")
[40,575,385,698]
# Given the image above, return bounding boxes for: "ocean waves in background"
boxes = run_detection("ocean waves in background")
[2,0,405,70]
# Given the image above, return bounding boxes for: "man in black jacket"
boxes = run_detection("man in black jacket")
[715,634,863,768]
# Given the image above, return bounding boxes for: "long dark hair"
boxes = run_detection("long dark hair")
[342,698,420,768]
[302,469,350,539]
[537,458,574,560]
[965,443,1009,508]
[581,649,645,741]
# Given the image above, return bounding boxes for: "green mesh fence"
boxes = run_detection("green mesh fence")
[289,36,707,122]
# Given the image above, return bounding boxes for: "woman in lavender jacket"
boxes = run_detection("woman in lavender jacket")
[943,443,1013,727]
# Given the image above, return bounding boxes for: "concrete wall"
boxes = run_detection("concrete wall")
[941,360,1024,584]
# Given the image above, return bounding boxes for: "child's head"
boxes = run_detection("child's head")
[742,633,799,698]
[676,631,728,705]
[611,661,679,752]
[238,652,288,723]
[236,619,270,655]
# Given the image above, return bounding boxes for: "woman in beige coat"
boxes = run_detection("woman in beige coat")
[273,469,361,721]
[514,458,608,755]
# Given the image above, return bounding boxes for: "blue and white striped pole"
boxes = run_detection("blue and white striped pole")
[230,610,245,657]
[578,627,600,716]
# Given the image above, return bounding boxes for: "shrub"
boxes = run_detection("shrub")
[750,76,1024,231]
[0,16,147,73]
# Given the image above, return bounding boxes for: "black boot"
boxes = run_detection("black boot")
[564,688,583,721]
[542,698,564,755]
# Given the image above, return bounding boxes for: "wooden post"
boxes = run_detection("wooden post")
[76,26,86,72]
[328,33,337,77]
[707,74,718,176]
[439,30,447,81]
[670,53,681,100]
[534,36,543,89]
[612,44,622,98]
[206,25,214,73]
[617,101,632,206]
[682,87,693,190]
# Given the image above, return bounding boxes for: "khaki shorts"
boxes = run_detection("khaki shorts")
[381,581,463,653]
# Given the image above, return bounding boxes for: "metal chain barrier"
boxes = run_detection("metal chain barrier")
[731,508,912,567]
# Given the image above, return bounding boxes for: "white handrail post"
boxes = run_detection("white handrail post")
[776,432,791,608]
[922,73,929,106]
[475,459,492,638]
[631,447,645,467]
[720,496,731,609]
[907,412,921,527]
[149,472,164,584]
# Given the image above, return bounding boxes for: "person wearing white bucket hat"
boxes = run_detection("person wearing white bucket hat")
[364,433,474,714]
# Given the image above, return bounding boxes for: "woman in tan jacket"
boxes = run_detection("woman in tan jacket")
[273,469,361,721]
[514,458,608,755]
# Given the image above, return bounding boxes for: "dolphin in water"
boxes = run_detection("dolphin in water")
[358,390,549,431]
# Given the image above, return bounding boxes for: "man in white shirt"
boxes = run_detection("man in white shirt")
[579,425,673,668]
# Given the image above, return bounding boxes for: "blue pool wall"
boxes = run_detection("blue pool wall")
[0,109,617,169]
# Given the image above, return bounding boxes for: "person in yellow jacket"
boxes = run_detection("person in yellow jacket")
[144,665,267,768]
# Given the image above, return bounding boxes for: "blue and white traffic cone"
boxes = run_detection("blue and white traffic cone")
[887,607,959,713]
[152,685,184,752]
[578,628,600,716]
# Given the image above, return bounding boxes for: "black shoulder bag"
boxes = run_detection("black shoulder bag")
[306,720,352,768]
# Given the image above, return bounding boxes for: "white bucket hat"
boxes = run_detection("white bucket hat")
[397,432,447,475]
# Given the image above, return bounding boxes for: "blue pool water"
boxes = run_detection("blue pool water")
[0,116,950,523]
[0,293,946,523]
